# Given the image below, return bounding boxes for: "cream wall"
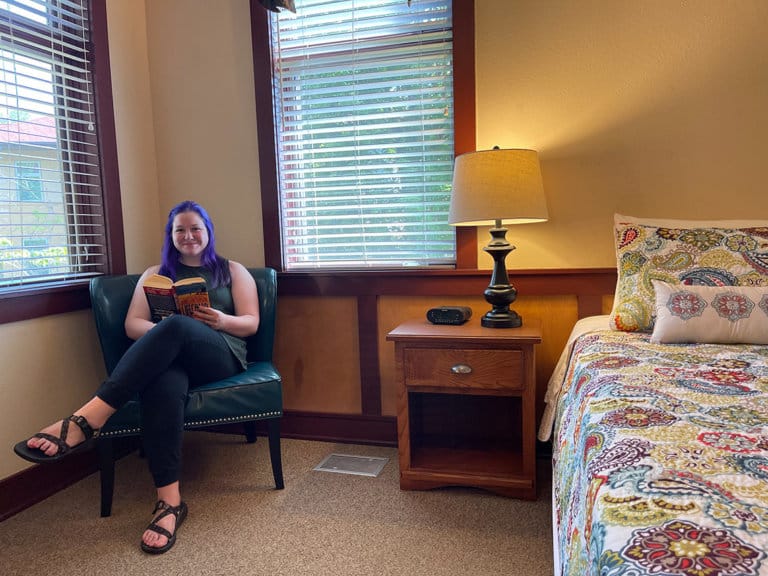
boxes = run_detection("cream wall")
[2,0,768,480]
[143,0,264,266]
[474,0,768,270]
[107,0,161,272]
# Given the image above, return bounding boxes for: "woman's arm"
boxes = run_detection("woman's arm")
[193,261,260,338]
[124,265,161,340]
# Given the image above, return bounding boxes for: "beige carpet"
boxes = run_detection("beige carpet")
[1,434,554,576]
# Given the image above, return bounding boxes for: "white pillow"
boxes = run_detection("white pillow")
[651,280,768,344]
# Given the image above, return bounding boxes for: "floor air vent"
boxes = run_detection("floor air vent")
[313,453,389,477]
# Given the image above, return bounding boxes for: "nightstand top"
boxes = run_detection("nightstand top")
[387,317,542,345]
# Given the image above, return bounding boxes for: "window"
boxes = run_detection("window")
[0,0,119,288]
[266,0,455,269]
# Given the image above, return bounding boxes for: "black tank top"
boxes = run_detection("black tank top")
[176,261,248,370]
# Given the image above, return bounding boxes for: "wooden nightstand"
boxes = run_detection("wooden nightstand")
[386,318,542,499]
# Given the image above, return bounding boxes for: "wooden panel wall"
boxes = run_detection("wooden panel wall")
[275,296,361,414]
[272,268,617,445]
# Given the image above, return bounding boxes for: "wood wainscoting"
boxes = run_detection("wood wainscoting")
[273,268,617,446]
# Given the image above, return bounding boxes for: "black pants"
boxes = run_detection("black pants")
[96,315,241,488]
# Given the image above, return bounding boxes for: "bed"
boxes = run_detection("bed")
[539,215,768,576]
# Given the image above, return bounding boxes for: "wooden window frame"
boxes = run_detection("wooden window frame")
[250,0,477,272]
[0,0,125,325]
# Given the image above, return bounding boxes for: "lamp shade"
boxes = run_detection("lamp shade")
[449,148,548,226]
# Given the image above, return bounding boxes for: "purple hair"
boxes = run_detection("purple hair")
[158,200,230,288]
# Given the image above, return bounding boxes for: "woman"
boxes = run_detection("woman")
[14,200,260,554]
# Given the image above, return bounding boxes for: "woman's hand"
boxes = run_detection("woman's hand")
[193,306,226,331]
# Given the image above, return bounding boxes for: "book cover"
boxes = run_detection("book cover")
[143,274,210,322]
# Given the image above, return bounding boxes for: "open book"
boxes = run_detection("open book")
[143,274,211,322]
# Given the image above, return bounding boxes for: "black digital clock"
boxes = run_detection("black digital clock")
[426,306,473,325]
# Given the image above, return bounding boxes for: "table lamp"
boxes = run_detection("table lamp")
[449,148,548,328]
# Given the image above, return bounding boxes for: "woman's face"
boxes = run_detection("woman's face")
[172,210,209,264]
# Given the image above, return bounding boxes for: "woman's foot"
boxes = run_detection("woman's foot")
[141,500,188,554]
[13,398,114,464]
[13,414,99,463]
[27,417,88,456]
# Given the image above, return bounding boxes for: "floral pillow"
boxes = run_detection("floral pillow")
[651,280,768,344]
[609,214,768,332]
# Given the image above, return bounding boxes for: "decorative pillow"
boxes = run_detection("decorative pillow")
[609,214,768,332]
[650,280,768,344]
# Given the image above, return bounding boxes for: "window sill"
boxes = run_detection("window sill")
[0,281,92,325]
[276,267,617,298]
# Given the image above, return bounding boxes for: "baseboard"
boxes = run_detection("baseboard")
[209,410,398,446]
[0,436,138,523]
[279,410,398,446]
[0,451,97,523]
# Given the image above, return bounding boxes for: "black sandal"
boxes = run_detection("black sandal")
[13,414,99,464]
[140,500,188,554]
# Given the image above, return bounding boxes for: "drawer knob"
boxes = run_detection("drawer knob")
[451,364,472,374]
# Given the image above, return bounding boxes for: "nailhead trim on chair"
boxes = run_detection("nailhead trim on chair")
[185,410,283,427]
[98,410,283,437]
[100,427,142,437]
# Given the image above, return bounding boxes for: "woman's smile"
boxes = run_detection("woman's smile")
[172,211,209,264]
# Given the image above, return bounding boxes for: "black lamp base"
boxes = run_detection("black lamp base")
[481,308,522,328]
[481,225,522,329]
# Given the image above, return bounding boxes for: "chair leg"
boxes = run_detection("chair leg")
[97,438,116,518]
[267,418,284,490]
[243,420,258,444]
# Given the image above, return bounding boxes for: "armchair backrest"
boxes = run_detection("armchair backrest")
[89,267,277,374]
[245,267,277,363]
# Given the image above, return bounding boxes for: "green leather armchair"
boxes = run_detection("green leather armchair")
[89,267,284,517]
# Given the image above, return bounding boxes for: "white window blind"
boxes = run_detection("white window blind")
[0,0,106,286]
[269,0,455,269]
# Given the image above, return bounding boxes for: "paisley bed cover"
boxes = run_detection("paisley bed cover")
[548,321,768,576]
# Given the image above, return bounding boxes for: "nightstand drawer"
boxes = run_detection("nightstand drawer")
[403,348,524,391]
